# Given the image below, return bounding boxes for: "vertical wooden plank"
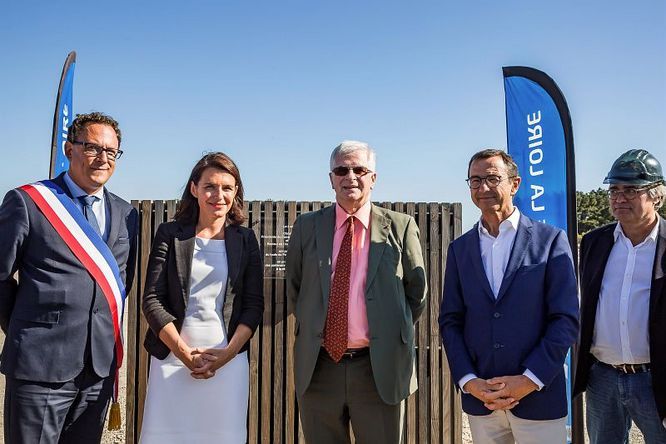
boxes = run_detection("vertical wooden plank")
[153,200,166,230]
[452,203,462,239]
[243,201,250,228]
[261,201,274,444]
[404,202,418,444]
[416,203,429,444]
[273,201,286,444]
[125,201,141,444]
[451,203,463,444]
[296,201,311,444]
[166,200,178,221]
[285,201,298,444]
[428,203,441,444]
[135,200,154,439]
[249,201,262,444]
[439,205,452,444]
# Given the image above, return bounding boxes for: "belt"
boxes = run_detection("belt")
[322,347,369,360]
[598,361,651,374]
[341,348,369,359]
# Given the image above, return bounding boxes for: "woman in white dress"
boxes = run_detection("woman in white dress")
[140,152,264,443]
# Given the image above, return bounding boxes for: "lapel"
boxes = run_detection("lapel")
[496,214,532,302]
[467,223,495,301]
[650,217,666,321]
[174,224,196,304]
[315,206,336,305]
[53,173,120,248]
[365,204,390,292]
[585,225,615,315]
[224,224,242,288]
[222,224,243,328]
[52,173,70,197]
[104,189,121,248]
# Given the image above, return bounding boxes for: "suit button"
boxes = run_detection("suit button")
[317,332,323,338]
[93,308,99,314]
[493,312,501,318]
[494,343,501,349]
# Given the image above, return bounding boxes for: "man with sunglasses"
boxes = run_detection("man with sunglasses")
[286,140,427,443]
[574,149,666,443]
[439,149,579,443]
[0,112,138,443]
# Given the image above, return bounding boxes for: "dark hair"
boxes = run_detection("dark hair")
[467,149,519,178]
[67,112,122,145]
[174,152,246,225]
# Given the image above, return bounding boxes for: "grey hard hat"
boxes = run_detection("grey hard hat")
[603,149,664,186]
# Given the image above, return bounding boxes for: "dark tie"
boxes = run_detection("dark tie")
[323,216,354,362]
[80,195,102,237]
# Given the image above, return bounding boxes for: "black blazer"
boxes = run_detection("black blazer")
[142,221,264,359]
[0,173,138,381]
[573,217,666,422]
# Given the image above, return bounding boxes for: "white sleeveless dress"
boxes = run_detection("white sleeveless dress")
[140,237,249,444]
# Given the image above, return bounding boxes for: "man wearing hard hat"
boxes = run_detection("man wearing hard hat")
[574,149,666,443]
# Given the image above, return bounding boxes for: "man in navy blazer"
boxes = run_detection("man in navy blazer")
[439,149,579,443]
[0,112,138,443]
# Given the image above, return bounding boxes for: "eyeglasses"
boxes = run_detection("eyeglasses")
[607,186,651,200]
[331,166,372,177]
[72,141,124,161]
[466,175,515,189]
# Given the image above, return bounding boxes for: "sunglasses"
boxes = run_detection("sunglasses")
[331,166,372,177]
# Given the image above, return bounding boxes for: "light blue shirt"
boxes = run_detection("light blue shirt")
[63,173,109,241]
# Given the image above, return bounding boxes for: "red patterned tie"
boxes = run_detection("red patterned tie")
[323,216,354,362]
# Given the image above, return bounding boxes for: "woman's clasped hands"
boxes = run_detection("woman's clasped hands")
[189,346,237,380]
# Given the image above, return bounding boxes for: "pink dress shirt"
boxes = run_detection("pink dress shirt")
[332,202,371,348]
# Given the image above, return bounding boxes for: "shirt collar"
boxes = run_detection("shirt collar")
[64,172,105,200]
[478,208,521,238]
[335,201,371,231]
[614,215,660,245]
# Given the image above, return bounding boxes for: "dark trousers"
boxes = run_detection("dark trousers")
[298,349,404,444]
[4,364,114,444]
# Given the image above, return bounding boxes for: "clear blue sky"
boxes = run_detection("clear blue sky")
[1,1,664,229]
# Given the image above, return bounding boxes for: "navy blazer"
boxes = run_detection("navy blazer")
[573,218,666,422]
[142,221,264,359]
[0,173,138,382]
[439,214,579,420]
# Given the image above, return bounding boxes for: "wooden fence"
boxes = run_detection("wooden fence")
[124,200,463,443]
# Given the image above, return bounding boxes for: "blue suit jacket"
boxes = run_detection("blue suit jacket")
[439,214,579,420]
[0,173,138,382]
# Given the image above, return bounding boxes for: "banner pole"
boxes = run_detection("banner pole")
[50,51,76,178]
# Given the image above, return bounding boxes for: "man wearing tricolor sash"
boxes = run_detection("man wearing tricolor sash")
[0,112,138,443]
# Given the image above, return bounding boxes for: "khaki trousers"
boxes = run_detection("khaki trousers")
[468,410,567,444]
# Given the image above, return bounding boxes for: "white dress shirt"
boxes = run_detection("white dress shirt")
[478,209,520,297]
[64,172,109,241]
[459,208,544,392]
[591,219,658,365]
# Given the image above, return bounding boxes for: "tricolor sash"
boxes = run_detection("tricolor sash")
[19,180,126,400]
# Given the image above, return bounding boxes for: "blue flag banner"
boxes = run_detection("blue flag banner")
[50,51,76,178]
[503,66,579,443]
